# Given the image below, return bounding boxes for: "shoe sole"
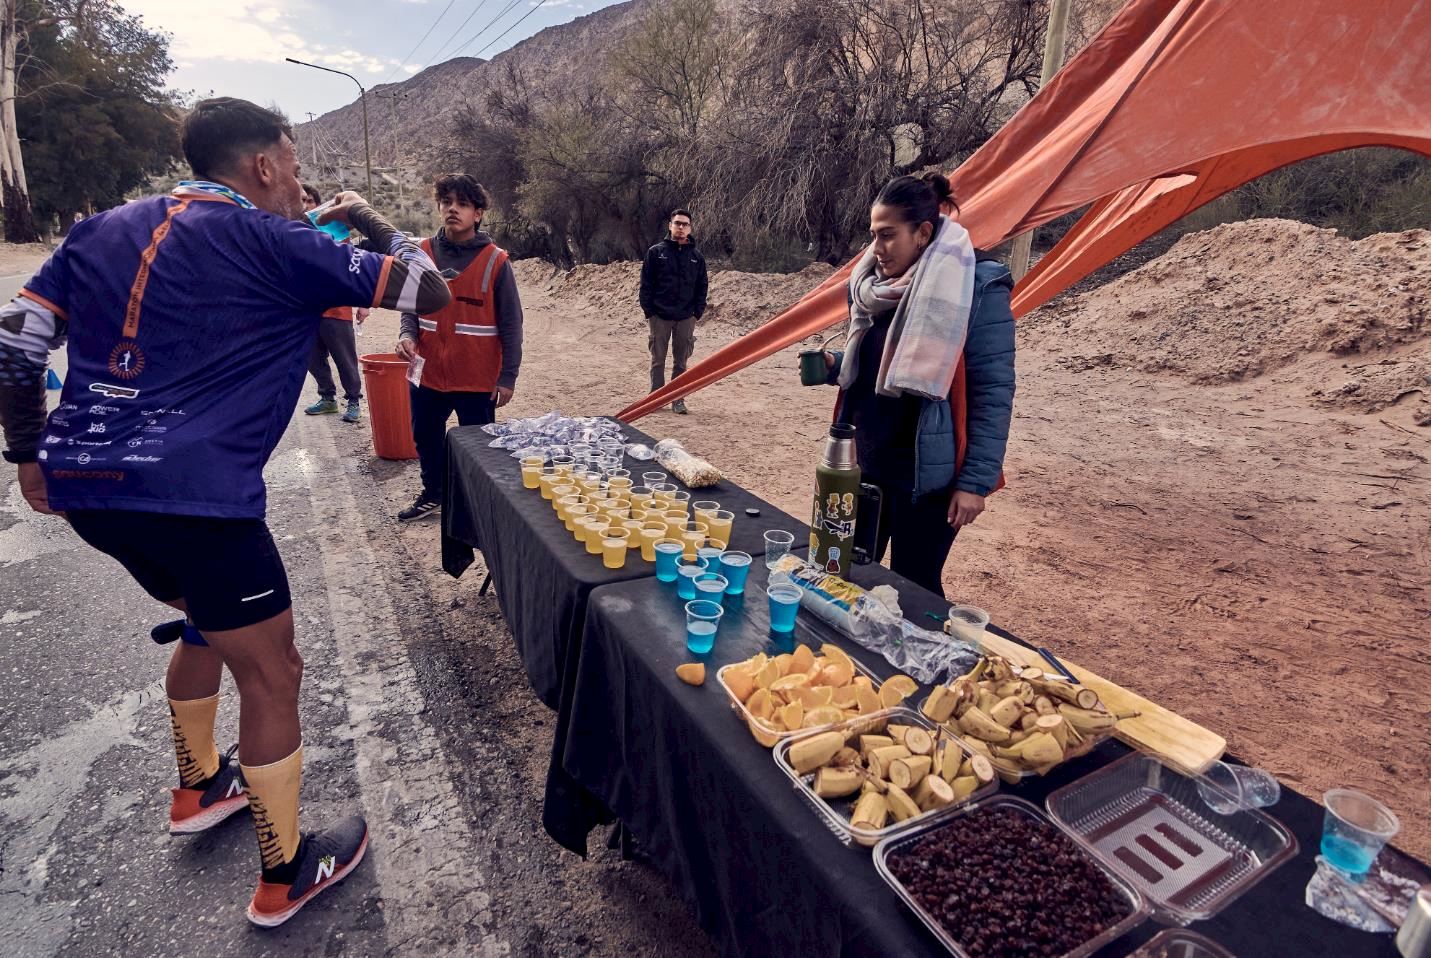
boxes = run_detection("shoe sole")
[169,794,250,835]
[246,833,369,928]
[397,509,440,522]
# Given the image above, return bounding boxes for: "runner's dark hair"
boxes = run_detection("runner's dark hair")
[181,98,293,180]
[873,175,940,232]
[670,208,692,222]
[920,171,960,216]
[300,184,322,206]
[434,174,490,209]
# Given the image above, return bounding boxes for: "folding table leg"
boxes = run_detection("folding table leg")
[479,573,493,597]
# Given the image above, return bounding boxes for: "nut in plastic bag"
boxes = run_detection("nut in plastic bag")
[653,437,722,487]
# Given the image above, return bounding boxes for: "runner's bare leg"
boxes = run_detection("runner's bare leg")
[200,608,302,765]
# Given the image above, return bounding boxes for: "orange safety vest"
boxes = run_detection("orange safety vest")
[322,306,354,321]
[414,239,508,393]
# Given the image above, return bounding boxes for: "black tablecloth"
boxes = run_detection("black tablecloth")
[560,561,1406,958]
[441,421,813,708]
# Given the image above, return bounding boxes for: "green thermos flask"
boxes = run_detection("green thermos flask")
[809,424,882,577]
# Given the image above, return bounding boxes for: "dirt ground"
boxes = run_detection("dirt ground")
[371,218,1428,862]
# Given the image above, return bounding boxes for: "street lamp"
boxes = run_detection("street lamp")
[285,57,373,197]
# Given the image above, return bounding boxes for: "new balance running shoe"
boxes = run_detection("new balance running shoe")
[305,398,339,415]
[169,745,249,835]
[247,815,369,928]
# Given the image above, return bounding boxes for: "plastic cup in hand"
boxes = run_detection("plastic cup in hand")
[946,605,990,649]
[601,529,631,570]
[676,555,708,599]
[704,510,734,544]
[684,600,723,654]
[654,539,684,581]
[521,464,542,489]
[717,551,753,594]
[767,582,803,633]
[1196,761,1282,813]
[1321,789,1400,878]
[693,573,728,606]
[639,523,668,562]
[643,472,668,487]
[679,521,710,559]
[763,529,795,569]
[583,517,611,555]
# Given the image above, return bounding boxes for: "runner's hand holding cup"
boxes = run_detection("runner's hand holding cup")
[314,191,369,227]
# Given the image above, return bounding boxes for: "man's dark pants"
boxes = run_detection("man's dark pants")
[308,317,363,403]
[647,316,696,391]
[409,383,495,501]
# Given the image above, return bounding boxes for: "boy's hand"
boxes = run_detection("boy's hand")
[395,336,418,362]
[493,385,514,408]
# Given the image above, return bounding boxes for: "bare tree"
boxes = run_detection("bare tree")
[1,0,38,242]
[607,0,730,139]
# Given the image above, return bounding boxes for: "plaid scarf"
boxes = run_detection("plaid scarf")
[839,215,976,401]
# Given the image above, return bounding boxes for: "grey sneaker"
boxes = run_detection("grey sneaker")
[305,398,339,416]
[341,401,361,424]
[672,399,689,415]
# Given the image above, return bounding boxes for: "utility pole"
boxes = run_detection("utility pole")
[305,112,318,169]
[1008,0,1072,282]
[375,90,410,202]
[285,57,373,197]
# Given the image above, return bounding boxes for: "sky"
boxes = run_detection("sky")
[122,0,627,121]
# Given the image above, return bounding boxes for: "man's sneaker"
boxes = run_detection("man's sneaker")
[397,496,440,522]
[169,745,248,835]
[672,398,689,414]
[305,398,339,416]
[340,401,361,424]
[247,815,369,928]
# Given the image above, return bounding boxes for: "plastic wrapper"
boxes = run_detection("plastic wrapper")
[482,411,625,449]
[624,443,656,461]
[770,557,979,684]
[653,438,722,488]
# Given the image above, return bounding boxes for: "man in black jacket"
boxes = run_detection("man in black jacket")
[638,209,707,414]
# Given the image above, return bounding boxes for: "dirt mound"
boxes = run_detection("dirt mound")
[512,257,836,333]
[1027,219,1429,418]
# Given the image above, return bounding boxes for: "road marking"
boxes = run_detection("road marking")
[294,413,509,956]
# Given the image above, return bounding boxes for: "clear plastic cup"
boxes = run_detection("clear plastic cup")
[577,475,603,495]
[567,503,595,536]
[607,469,631,484]
[768,582,803,633]
[704,509,734,544]
[557,494,583,527]
[693,572,729,606]
[651,482,678,503]
[521,464,542,489]
[627,486,654,510]
[696,540,727,566]
[601,529,631,570]
[538,467,560,500]
[663,510,689,539]
[685,600,723,654]
[619,518,645,539]
[676,555,708,599]
[717,551,753,594]
[692,500,721,519]
[642,472,668,487]
[551,485,577,512]
[1197,761,1282,813]
[520,454,546,468]
[654,539,684,582]
[551,455,574,477]
[670,490,691,509]
[946,604,990,648]
[680,521,710,559]
[639,522,668,562]
[1321,789,1400,878]
[583,517,611,555]
[764,529,795,569]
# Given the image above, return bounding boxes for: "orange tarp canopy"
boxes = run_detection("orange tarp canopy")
[617,0,1431,422]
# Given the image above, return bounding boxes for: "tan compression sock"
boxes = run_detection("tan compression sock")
[242,746,303,873]
[168,694,221,787]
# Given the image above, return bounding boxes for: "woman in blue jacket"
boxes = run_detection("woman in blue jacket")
[819,174,1016,597]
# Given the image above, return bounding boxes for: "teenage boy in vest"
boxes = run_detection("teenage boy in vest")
[395,174,523,522]
[300,184,368,423]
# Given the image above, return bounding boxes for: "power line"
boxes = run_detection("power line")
[458,0,549,61]
[381,0,462,84]
[418,0,501,70]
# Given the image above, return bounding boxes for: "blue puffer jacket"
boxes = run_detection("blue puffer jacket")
[830,256,1016,500]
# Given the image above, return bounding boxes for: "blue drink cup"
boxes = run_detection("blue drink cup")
[717,551,753,595]
[1320,789,1399,879]
[767,583,803,633]
[693,573,728,606]
[684,600,724,654]
[676,555,708,599]
[654,539,684,582]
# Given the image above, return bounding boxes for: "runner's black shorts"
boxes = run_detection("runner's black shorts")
[67,510,292,632]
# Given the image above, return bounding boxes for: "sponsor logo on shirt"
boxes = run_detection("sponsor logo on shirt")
[44,435,61,445]
[121,455,163,463]
[50,469,125,480]
[88,422,106,434]
[107,340,145,380]
[349,247,363,274]
[89,383,141,399]
[91,405,120,416]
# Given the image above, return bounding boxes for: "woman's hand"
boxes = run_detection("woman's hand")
[948,490,985,528]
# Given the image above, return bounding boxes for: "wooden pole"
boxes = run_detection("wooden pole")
[1008,0,1072,281]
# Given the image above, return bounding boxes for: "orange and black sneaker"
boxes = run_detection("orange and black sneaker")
[169,745,248,835]
[247,815,369,928]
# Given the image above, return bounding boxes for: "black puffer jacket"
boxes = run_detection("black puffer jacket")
[639,237,708,322]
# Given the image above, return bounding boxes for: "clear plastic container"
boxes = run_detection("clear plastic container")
[772,707,998,848]
[873,795,1149,958]
[1045,751,1297,925]
[715,656,879,746]
[1129,928,1238,958]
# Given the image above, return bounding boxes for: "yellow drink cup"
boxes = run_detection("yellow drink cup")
[663,510,688,539]
[680,521,710,560]
[639,521,667,561]
[601,529,632,569]
[705,509,734,544]
[521,466,541,489]
[584,517,611,555]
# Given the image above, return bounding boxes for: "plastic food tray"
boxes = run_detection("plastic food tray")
[874,795,1148,958]
[773,707,998,848]
[1129,928,1238,958]
[1045,751,1297,925]
[917,682,1118,782]
[716,655,881,745]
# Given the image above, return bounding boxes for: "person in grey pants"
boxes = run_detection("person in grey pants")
[301,184,365,423]
[639,209,707,414]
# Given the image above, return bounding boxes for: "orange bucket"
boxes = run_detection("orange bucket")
[359,353,418,460]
